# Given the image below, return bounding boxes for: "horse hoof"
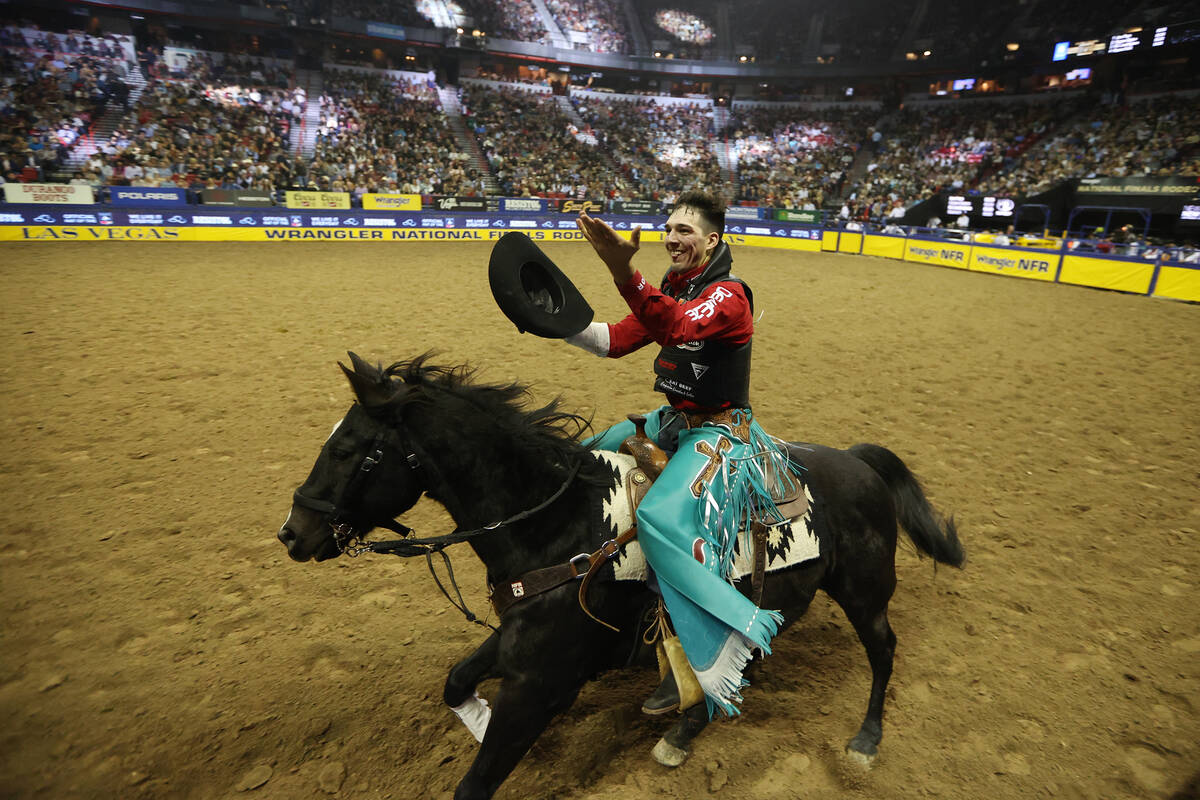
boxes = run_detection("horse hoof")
[652,737,689,768]
[843,746,877,769]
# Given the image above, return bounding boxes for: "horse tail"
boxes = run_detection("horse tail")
[848,443,966,568]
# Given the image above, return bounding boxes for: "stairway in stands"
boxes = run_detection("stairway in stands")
[714,2,734,62]
[62,66,148,175]
[439,85,499,195]
[711,139,736,199]
[293,68,323,158]
[621,0,650,55]
[555,94,591,137]
[556,94,627,183]
[527,0,572,50]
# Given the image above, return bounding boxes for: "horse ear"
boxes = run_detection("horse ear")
[346,351,380,380]
[339,361,396,408]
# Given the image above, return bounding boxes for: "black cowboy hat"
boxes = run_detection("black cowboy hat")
[488,232,593,339]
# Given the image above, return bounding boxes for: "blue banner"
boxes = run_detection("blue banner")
[0,206,825,241]
[108,187,188,207]
[365,22,407,41]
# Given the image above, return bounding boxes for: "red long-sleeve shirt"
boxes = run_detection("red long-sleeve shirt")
[606,267,753,358]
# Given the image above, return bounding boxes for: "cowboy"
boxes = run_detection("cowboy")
[567,192,800,718]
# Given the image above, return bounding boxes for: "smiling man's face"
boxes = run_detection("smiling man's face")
[663,205,720,273]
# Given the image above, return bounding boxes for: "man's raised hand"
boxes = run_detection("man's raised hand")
[576,210,641,284]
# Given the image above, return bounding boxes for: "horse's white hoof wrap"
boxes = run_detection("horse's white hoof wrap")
[450,692,491,743]
[843,748,876,769]
[652,737,689,767]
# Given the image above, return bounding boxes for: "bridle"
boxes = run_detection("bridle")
[290,422,581,631]
[290,429,417,553]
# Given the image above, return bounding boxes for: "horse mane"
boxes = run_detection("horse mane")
[381,354,600,471]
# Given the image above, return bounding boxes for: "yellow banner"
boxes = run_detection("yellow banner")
[969,245,1058,282]
[361,193,421,210]
[903,239,972,269]
[1058,254,1156,293]
[0,226,823,250]
[861,233,905,260]
[284,191,351,210]
[1152,265,1200,303]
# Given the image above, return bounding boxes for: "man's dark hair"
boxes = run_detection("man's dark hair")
[671,191,726,240]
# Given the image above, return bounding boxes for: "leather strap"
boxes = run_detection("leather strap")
[576,466,652,630]
[489,466,653,627]
[751,521,769,606]
[750,492,809,606]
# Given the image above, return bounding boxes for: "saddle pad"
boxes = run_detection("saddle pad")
[592,451,820,584]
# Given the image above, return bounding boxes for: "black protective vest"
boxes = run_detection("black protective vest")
[652,241,753,409]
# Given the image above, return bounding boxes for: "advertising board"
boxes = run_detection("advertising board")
[285,191,352,210]
[360,193,420,210]
[3,183,94,205]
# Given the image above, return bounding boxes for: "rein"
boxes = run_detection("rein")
[294,425,582,633]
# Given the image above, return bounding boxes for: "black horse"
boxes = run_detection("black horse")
[277,354,966,800]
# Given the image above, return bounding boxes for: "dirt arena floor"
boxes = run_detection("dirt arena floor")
[0,239,1197,800]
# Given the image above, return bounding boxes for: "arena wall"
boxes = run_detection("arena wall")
[1,207,1196,302]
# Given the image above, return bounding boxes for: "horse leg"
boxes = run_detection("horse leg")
[453,675,581,800]
[444,631,500,706]
[651,702,709,767]
[838,601,896,764]
[444,631,501,741]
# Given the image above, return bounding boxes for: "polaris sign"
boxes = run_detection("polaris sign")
[109,187,187,207]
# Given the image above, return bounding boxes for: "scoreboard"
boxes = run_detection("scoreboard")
[947,195,1016,218]
[1052,22,1195,61]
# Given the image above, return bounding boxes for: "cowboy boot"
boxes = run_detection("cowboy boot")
[641,670,680,716]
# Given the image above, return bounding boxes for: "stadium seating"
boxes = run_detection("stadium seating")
[461,82,621,197]
[726,104,879,207]
[314,69,480,196]
[570,91,720,200]
[1,5,1198,242]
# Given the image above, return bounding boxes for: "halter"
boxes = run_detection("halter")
[291,423,582,631]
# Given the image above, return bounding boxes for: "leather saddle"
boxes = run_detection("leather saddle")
[489,413,807,627]
[616,414,808,607]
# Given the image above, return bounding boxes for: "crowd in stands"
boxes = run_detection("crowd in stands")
[571,94,720,201]
[313,69,482,196]
[34,47,302,191]
[3,12,1199,244]
[644,3,719,59]
[979,96,1200,196]
[331,0,549,44]
[463,84,627,198]
[546,0,630,54]
[1,24,134,183]
[653,9,714,45]
[726,105,877,208]
[841,100,1070,222]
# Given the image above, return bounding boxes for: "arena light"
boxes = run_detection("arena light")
[1005,42,1020,51]
[923,50,931,57]
[739,55,748,62]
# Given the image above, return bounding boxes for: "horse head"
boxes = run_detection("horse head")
[277,352,425,562]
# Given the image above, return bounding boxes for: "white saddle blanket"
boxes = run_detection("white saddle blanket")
[594,451,820,584]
